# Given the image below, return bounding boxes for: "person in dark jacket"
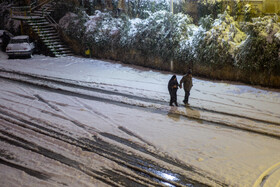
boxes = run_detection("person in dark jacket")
[179,69,193,105]
[2,31,10,51]
[168,75,179,106]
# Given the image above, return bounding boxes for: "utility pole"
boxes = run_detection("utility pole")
[170,0,173,14]
[170,0,174,71]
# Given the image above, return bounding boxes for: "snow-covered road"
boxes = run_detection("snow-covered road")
[0,52,280,186]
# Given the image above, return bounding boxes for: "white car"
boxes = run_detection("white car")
[6,35,35,58]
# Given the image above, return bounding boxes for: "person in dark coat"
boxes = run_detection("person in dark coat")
[2,31,10,51]
[168,75,179,106]
[179,69,193,105]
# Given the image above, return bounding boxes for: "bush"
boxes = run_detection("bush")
[59,11,87,42]
[124,11,193,60]
[193,11,246,68]
[235,16,280,73]
[84,11,125,50]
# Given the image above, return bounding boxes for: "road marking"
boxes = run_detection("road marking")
[253,162,280,187]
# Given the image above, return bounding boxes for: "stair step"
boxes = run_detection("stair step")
[49,46,69,50]
[28,20,49,23]
[35,27,56,31]
[43,40,61,44]
[47,40,61,43]
[42,35,59,39]
[38,32,58,36]
[28,18,48,22]
[50,47,71,51]
[34,26,55,29]
[27,16,46,20]
[29,23,50,26]
[28,22,50,26]
[55,45,67,48]
[25,16,45,20]
[47,40,62,45]
[36,30,57,34]
[34,10,52,14]
[32,29,56,34]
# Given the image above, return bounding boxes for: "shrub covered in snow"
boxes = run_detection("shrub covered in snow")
[126,0,169,19]
[61,10,194,61]
[196,0,223,20]
[192,11,247,67]
[59,11,87,42]
[122,11,194,60]
[83,11,125,49]
[235,16,280,73]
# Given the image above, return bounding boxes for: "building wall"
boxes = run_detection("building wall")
[224,0,280,15]
[185,0,280,22]
[264,0,280,14]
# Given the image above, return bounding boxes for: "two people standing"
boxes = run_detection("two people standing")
[168,69,193,106]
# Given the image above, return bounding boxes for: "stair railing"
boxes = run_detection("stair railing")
[11,6,31,18]
[31,0,54,12]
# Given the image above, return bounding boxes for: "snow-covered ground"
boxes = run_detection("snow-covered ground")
[0,51,280,186]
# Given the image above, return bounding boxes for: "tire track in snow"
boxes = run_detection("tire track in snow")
[0,72,280,141]
[0,68,279,124]
[0,129,123,187]
[0,106,221,186]
[0,70,280,140]
[1,67,277,118]
[0,157,51,180]
[2,69,280,186]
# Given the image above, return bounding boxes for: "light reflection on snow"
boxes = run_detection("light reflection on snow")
[162,182,175,187]
[160,172,177,181]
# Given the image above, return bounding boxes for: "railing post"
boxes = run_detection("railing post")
[21,20,23,34]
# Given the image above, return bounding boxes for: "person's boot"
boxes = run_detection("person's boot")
[175,102,178,106]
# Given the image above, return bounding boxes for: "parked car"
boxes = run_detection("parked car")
[6,35,35,58]
[0,30,13,51]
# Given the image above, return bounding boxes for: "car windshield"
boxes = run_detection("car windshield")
[10,39,29,44]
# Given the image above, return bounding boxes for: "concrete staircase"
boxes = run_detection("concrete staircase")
[11,0,73,57]
[29,1,72,57]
